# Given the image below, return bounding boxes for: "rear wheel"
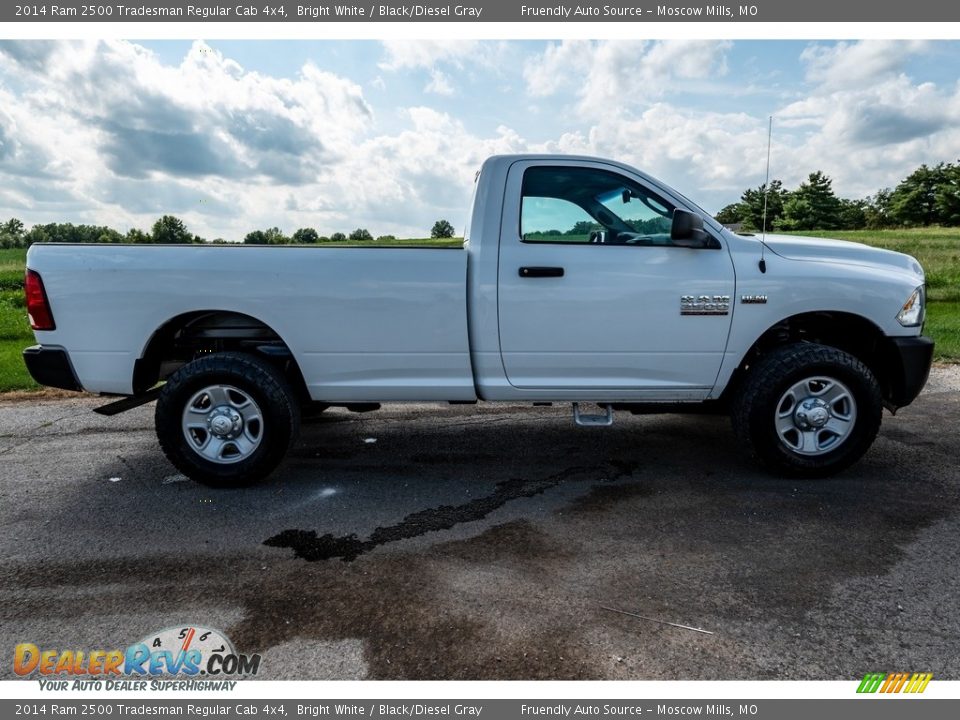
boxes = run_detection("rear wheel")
[155,352,300,487]
[731,343,882,477]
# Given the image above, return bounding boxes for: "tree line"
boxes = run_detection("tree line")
[0,216,458,249]
[717,162,960,232]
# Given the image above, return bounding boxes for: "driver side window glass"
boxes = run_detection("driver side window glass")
[520,165,676,245]
[597,186,672,236]
[521,197,598,243]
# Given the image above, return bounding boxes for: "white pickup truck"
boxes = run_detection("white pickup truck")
[23,155,933,486]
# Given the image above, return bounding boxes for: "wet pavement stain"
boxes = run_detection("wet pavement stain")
[264,461,639,562]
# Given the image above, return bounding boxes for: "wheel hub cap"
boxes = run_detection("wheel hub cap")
[795,398,830,429]
[208,407,243,438]
[182,385,264,465]
[774,376,858,456]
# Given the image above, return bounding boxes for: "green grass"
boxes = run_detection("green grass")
[1,230,956,392]
[0,338,37,392]
[0,248,36,390]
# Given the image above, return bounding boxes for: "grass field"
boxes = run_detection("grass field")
[0,248,37,391]
[0,229,956,392]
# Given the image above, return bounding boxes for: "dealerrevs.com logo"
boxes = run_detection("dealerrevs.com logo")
[14,626,261,691]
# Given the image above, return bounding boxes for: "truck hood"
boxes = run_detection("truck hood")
[762,233,924,278]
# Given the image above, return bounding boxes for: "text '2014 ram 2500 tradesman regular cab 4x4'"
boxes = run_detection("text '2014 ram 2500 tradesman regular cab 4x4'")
[23,155,933,486]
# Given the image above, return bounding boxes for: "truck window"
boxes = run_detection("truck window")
[520,166,676,246]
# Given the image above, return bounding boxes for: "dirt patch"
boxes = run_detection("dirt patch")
[0,389,91,404]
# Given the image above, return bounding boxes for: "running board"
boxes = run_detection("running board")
[573,403,614,427]
[93,387,162,416]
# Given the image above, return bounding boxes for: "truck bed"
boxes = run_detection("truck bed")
[26,244,476,401]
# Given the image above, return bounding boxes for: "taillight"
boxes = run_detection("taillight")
[25,269,56,331]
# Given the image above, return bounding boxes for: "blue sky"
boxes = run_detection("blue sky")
[1,40,959,240]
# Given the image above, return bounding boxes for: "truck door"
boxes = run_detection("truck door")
[496,160,735,397]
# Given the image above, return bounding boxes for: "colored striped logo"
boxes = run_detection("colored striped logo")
[857,672,932,694]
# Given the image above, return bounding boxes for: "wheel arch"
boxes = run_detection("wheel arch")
[133,310,308,399]
[725,310,900,406]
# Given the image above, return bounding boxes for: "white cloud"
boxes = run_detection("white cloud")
[378,39,480,71]
[424,69,454,96]
[523,40,732,112]
[522,40,591,97]
[767,41,960,197]
[0,39,377,236]
[800,40,929,91]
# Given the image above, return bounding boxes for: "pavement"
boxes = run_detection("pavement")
[1,366,958,680]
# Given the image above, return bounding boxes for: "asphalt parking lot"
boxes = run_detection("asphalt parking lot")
[1,366,959,681]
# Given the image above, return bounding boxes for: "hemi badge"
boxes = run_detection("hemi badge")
[741,295,768,304]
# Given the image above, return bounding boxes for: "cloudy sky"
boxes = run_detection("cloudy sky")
[1,39,959,240]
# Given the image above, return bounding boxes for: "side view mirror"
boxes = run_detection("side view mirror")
[671,209,711,248]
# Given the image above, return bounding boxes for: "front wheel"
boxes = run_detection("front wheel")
[731,343,883,477]
[155,352,300,487]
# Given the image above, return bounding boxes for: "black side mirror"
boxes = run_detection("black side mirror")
[671,209,711,248]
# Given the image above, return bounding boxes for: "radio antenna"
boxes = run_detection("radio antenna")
[759,115,772,273]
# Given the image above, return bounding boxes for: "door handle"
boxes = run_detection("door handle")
[519,266,564,278]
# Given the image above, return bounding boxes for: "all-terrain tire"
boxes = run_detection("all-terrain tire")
[155,352,300,487]
[731,343,882,478]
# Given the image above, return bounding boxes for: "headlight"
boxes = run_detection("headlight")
[896,286,925,327]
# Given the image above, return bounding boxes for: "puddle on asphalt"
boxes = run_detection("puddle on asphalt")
[264,461,638,562]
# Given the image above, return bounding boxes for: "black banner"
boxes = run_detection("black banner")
[2,700,960,719]
[4,0,960,23]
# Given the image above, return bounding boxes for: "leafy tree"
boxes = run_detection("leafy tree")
[126,228,151,243]
[0,218,26,248]
[243,230,269,244]
[24,223,115,244]
[349,228,373,241]
[376,235,397,242]
[330,232,347,242]
[863,189,894,229]
[837,199,867,230]
[889,164,945,226]
[2,218,25,239]
[430,219,455,238]
[292,227,319,244]
[151,215,193,244]
[566,220,601,236]
[714,203,746,225]
[934,163,960,226]
[740,180,786,231]
[264,227,289,245]
[779,172,841,231]
[316,236,331,243]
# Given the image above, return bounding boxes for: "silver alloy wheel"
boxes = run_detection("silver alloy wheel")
[181,385,264,464]
[774,375,857,456]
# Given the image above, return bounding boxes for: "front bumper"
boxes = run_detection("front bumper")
[22,345,83,391]
[878,336,934,409]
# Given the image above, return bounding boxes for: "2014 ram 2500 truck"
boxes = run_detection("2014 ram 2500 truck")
[23,155,934,486]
